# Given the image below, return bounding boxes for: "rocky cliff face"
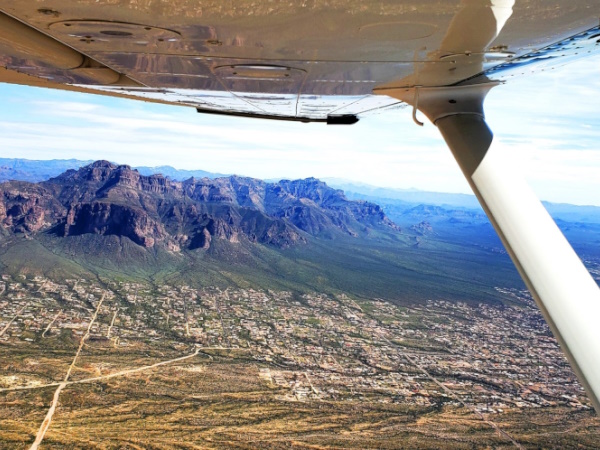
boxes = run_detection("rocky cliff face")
[0,183,66,233]
[62,202,168,248]
[0,161,399,250]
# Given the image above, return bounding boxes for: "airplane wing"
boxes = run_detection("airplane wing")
[2,0,600,416]
[0,1,599,122]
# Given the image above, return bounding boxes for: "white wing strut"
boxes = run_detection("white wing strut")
[386,83,600,413]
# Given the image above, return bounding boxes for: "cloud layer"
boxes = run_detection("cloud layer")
[1,55,600,205]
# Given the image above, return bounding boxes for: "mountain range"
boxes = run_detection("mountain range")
[0,161,398,251]
[3,158,598,304]
[0,159,531,304]
[3,158,599,224]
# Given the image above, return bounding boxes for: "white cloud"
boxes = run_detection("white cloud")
[31,101,100,113]
[0,54,600,205]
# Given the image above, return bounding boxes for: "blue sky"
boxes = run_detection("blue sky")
[1,56,600,205]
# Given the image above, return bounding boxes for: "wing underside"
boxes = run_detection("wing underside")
[0,1,599,121]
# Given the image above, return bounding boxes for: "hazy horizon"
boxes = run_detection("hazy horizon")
[3,156,600,209]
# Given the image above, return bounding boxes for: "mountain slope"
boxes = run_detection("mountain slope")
[0,161,525,305]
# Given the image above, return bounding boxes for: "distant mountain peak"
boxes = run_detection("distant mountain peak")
[0,158,227,184]
[90,160,116,169]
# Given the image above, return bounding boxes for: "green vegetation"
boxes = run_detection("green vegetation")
[0,224,523,310]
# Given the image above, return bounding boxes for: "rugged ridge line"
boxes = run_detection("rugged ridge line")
[0,161,399,250]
